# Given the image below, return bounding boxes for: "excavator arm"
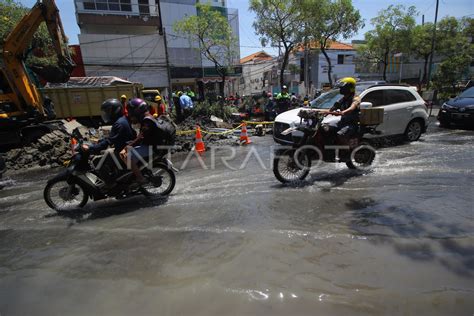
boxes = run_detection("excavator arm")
[1,0,74,118]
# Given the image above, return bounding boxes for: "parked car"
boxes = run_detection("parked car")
[438,86,474,128]
[273,84,429,145]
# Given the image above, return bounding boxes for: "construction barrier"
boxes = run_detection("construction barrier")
[243,121,274,125]
[175,121,274,137]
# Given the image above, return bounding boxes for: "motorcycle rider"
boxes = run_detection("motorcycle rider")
[329,77,360,145]
[80,99,136,185]
[84,98,135,155]
[123,98,169,185]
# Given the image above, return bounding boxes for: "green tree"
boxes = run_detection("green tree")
[359,5,417,81]
[411,23,434,84]
[1,0,73,84]
[432,17,473,92]
[250,0,304,88]
[1,0,56,64]
[301,0,363,87]
[432,54,471,93]
[174,3,238,98]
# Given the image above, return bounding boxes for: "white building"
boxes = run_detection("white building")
[292,41,357,93]
[74,0,240,93]
[239,51,275,96]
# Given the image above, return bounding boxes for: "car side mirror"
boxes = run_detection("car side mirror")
[360,102,373,109]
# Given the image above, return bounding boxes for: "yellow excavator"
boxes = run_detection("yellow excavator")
[0,0,74,146]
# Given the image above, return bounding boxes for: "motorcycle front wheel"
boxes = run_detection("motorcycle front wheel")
[346,143,376,170]
[44,179,89,212]
[141,163,176,196]
[273,149,311,183]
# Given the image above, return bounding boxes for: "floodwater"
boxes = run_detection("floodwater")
[0,122,473,315]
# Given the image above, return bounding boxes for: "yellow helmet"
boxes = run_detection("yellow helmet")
[177,91,183,96]
[120,94,127,100]
[337,77,356,93]
[154,95,162,102]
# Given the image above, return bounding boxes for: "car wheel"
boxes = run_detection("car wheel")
[404,119,422,142]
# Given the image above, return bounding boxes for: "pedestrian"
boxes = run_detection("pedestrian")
[178,91,193,119]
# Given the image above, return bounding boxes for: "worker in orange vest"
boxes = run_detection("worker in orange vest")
[120,94,129,117]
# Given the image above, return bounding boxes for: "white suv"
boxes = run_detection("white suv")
[273,84,429,145]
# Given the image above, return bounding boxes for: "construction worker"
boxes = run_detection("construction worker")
[275,85,291,114]
[120,94,128,117]
[154,95,166,117]
[177,91,193,119]
[185,87,196,101]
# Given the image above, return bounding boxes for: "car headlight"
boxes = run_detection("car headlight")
[441,103,455,110]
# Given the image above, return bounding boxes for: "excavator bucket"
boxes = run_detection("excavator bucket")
[30,64,72,83]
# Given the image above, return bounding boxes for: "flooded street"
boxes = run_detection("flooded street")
[0,123,473,315]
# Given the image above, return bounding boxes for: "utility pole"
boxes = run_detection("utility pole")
[426,0,439,89]
[157,0,173,109]
[163,28,173,108]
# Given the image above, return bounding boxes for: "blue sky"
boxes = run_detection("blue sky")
[18,0,474,58]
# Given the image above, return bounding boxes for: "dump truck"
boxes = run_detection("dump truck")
[42,76,143,122]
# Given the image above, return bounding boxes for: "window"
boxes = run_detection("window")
[83,1,96,10]
[109,0,119,11]
[337,55,344,65]
[385,89,416,104]
[138,0,149,15]
[362,90,384,107]
[83,0,131,12]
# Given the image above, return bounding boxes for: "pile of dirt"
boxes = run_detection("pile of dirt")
[4,129,72,171]
[3,116,244,172]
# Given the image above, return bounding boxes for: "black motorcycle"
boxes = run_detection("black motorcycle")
[44,129,177,212]
[273,110,378,183]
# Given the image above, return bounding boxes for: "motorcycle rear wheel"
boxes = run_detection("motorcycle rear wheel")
[44,179,88,212]
[141,163,176,196]
[273,149,311,183]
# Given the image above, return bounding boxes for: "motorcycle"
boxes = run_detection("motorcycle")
[273,109,379,183]
[43,128,177,212]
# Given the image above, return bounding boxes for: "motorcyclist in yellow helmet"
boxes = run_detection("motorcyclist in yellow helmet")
[329,77,361,144]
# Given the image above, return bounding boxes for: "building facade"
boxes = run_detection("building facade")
[238,51,275,96]
[74,0,240,94]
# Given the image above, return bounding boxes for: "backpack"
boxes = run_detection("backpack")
[143,115,176,146]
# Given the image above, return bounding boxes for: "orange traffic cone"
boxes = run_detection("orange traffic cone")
[195,126,206,154]
[239,122,252,145]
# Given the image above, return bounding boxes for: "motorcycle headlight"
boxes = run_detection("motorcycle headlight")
[322,124,330,132]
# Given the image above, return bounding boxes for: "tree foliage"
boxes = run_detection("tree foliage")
[0,0,56,64]
[432,17,473,92]
[359,5,417,81]
[249,0,304,88]
[174,3,237,98]
[411,23,434,83]
[301,0,363,87]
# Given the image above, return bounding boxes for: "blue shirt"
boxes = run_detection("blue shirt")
[90,116,135,154]
[179,95,193,110]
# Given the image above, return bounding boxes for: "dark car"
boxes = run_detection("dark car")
[438,87,474,128]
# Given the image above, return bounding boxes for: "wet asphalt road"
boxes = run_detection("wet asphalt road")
[0,121,473,315]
